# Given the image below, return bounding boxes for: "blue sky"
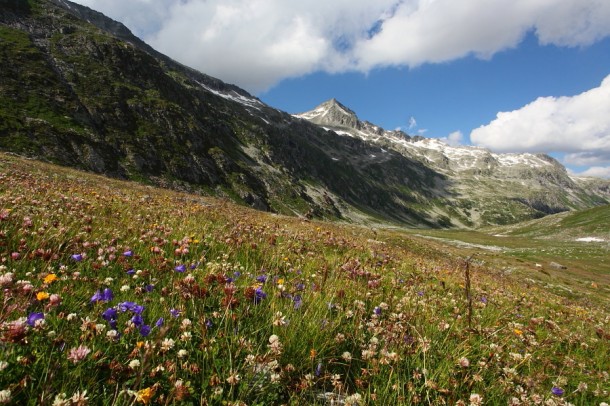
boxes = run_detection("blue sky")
[72,0,610,177]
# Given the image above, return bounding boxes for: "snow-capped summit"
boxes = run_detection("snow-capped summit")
[295,99,561,177]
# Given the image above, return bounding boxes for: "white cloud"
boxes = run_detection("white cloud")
[572,166,610,179]
[70,0,610,92]
[408,116,417,130]
[470,75,610,161]
[440,130,464,146]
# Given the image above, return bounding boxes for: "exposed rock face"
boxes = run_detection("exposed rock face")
[1,1,608,228]
[296,100,610,226]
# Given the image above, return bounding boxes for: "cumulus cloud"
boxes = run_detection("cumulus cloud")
[470,75,610,164]
[574,166,610,179]
[440,131,464,146]
[70,0,610,92]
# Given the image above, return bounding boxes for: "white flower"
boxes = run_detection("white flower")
[342,352,352,361]
[52,393,69,406]
[66,313,77,321]
[161,338,175,352]
[128,359,141,369]
[177,349,188,358]
[469,393,483,406]
[345,393,363,406]
[0,362,7,372]
[0,389,11,404]
[106,330,119,340]
[120,285,130,292]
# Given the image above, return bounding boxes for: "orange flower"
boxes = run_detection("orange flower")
[136,386,155,404]
[310,349,317,360]
[514,329,523,336]
[36,291,50,301]
[43,274,58,284]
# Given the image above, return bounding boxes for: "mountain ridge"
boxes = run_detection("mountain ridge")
[1,0,609,229]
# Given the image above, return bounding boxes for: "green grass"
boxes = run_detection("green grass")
[0,153,608,405]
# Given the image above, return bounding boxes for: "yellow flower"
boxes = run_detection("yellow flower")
[277,278,284,285]
[136,341,145,349]
[310,349,317,360]
[514,329,523,336]
[43,274,58,284]
[36,291,50,301]
[136,386,155,404]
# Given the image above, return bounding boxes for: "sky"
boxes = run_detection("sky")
[71,0,610,178]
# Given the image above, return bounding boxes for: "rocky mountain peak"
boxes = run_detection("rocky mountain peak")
[295,98,359,128]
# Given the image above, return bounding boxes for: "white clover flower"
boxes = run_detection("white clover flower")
[177,349,188,358]
[341,351,352,361]
[120,285,130,292]
[129,359,141,369]
[0,389,11,404]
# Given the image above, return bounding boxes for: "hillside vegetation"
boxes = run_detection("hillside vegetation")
[1,153,608,405]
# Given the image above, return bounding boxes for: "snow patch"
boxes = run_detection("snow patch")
[575,237,606,242]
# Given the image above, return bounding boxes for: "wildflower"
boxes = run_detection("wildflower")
[458,357,470,368]
[170,308,181,318]
[49,294,61,306]
[27,312,44,327]
[293,295,303,309]
[44,273,58,284]
[70,389,89,405]
[123,250,133,257]
[373,306,382,316]
[106,330,119,340]
[67,345,91,363]
[90,288,113,303]
[136,386,155,404]
[551,387,564,396]
[102,307,118,322]
[129,359,141,369]
[177,349,188,358]
[126,269,136,275]
[139,325,151,337]
[342,351,352,361]
[345,393,363,406]
[155,317,164,327]
[226,371,240,385]
[71,254,83,262]
[514,329,523,336]
[161,338,175,352]
[0,362,7,371]
[0,389,10,404]
[268,334,283,355]
[37,291,50,301]
[315,362,323,377]
[174,264,186,273]
[469,393,483,406]
[254,287,267,304]
[256,274,268,283]
[52,393,69,406]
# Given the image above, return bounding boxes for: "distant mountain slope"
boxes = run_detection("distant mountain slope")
[0,0,447,226]
[296,99,610,226]
[1,0,608,228]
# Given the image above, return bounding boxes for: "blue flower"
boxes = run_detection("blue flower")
[102,307,118,321]
[315,362,323,377]
[254,287,267,304]
[551,387,564,396]
[205,319,213,328]
[27,312,44,327]
[170,308,180,318]
[174,264,186,273]
[295,283,305,291]
[155,317,164,327]
[123,250,133,257]
[256,274,268,283]
[293,295,303,310]
[102,288,114,301]
[139,324,151,337]
[126,269,135,275]
[373,306,382,316]
[118,301,137,312]
[131,314,143,327]
[71,253,83,262]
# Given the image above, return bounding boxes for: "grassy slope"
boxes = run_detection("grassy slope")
[0,153,609,405]
[407,206,610,305]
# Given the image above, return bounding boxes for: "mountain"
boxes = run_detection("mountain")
[1,0,608,229]
[296,99,610,226]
